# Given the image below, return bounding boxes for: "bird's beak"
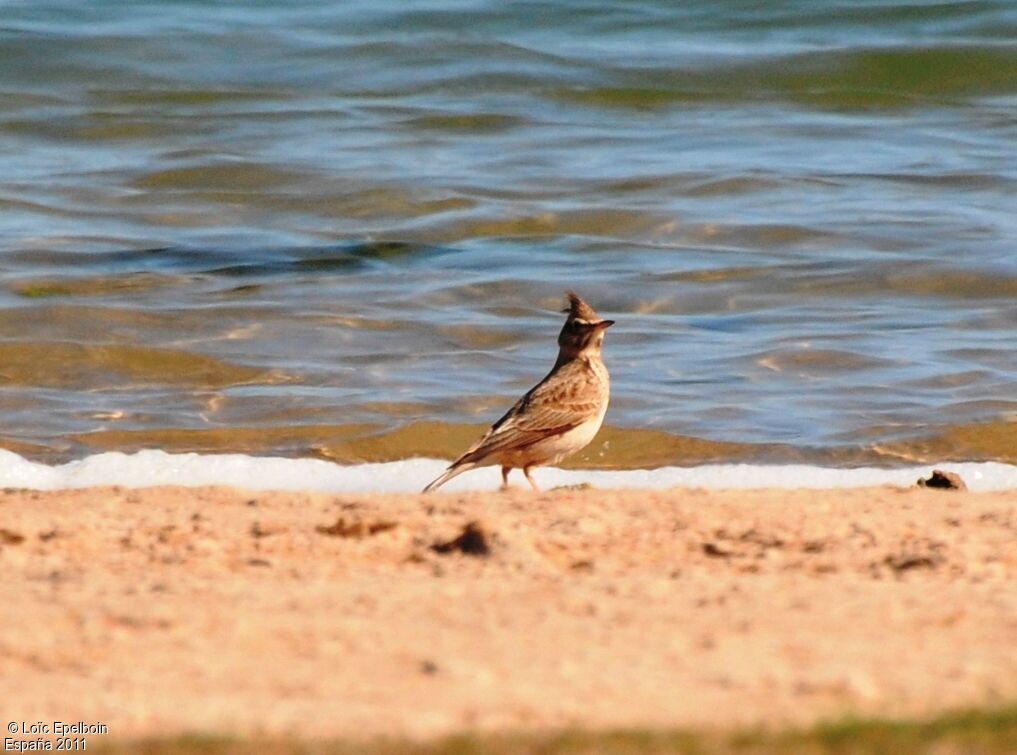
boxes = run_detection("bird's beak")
[594,319,615,329]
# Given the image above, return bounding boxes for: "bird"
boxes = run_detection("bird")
[423,291,614,493]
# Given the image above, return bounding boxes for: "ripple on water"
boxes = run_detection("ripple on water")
[652,263,1017,301]
[0,342,281,389]
[548,45,1017,111]
[400,112,529,133]
[10,273,190,299]
[876,419,1017,465]
[131,163,311,192]
[751,348,899,376]
[8,418,1015,468]
[1,115,182,142]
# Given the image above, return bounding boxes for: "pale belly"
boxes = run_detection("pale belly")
[494,403,608,469]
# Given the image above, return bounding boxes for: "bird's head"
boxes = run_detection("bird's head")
[557,291,614,360]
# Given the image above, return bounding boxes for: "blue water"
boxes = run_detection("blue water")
[1,1,1015,463]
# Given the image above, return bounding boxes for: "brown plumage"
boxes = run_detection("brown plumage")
[423,292,614,493]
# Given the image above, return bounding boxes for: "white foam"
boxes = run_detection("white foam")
[1,448,1015,493]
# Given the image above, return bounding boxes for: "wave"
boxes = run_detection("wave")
[2,448,1014,493]
[549,45,1017,110]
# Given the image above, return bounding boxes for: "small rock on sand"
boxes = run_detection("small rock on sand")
[917,469,967,491]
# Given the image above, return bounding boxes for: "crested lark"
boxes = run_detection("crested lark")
[423,292,613,493]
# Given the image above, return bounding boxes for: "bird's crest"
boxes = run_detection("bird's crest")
[563,291,600,323]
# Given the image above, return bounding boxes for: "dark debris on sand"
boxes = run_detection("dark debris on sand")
[917,469,967,491]
[431,521,491,557]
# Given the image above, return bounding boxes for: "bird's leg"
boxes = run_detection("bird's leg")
[500,466,511,490]
[523,466,541,492]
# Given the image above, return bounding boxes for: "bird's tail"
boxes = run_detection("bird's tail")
[422,462,476,493]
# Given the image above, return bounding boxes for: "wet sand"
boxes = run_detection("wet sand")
[1,484,1015,741]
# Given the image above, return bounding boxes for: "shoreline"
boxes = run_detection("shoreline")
[3,446,1017,493]
[1,484,1015,741]
[3,415,1016,469]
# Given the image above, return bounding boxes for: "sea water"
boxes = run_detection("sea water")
[1,2,1015,474]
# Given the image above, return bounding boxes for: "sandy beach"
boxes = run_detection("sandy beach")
[1,482,1014,744]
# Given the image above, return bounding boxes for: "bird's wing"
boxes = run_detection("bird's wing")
[453,363,601,465]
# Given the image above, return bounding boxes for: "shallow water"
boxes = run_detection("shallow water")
[1,1,1015,465]
[3,449,1016,493]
